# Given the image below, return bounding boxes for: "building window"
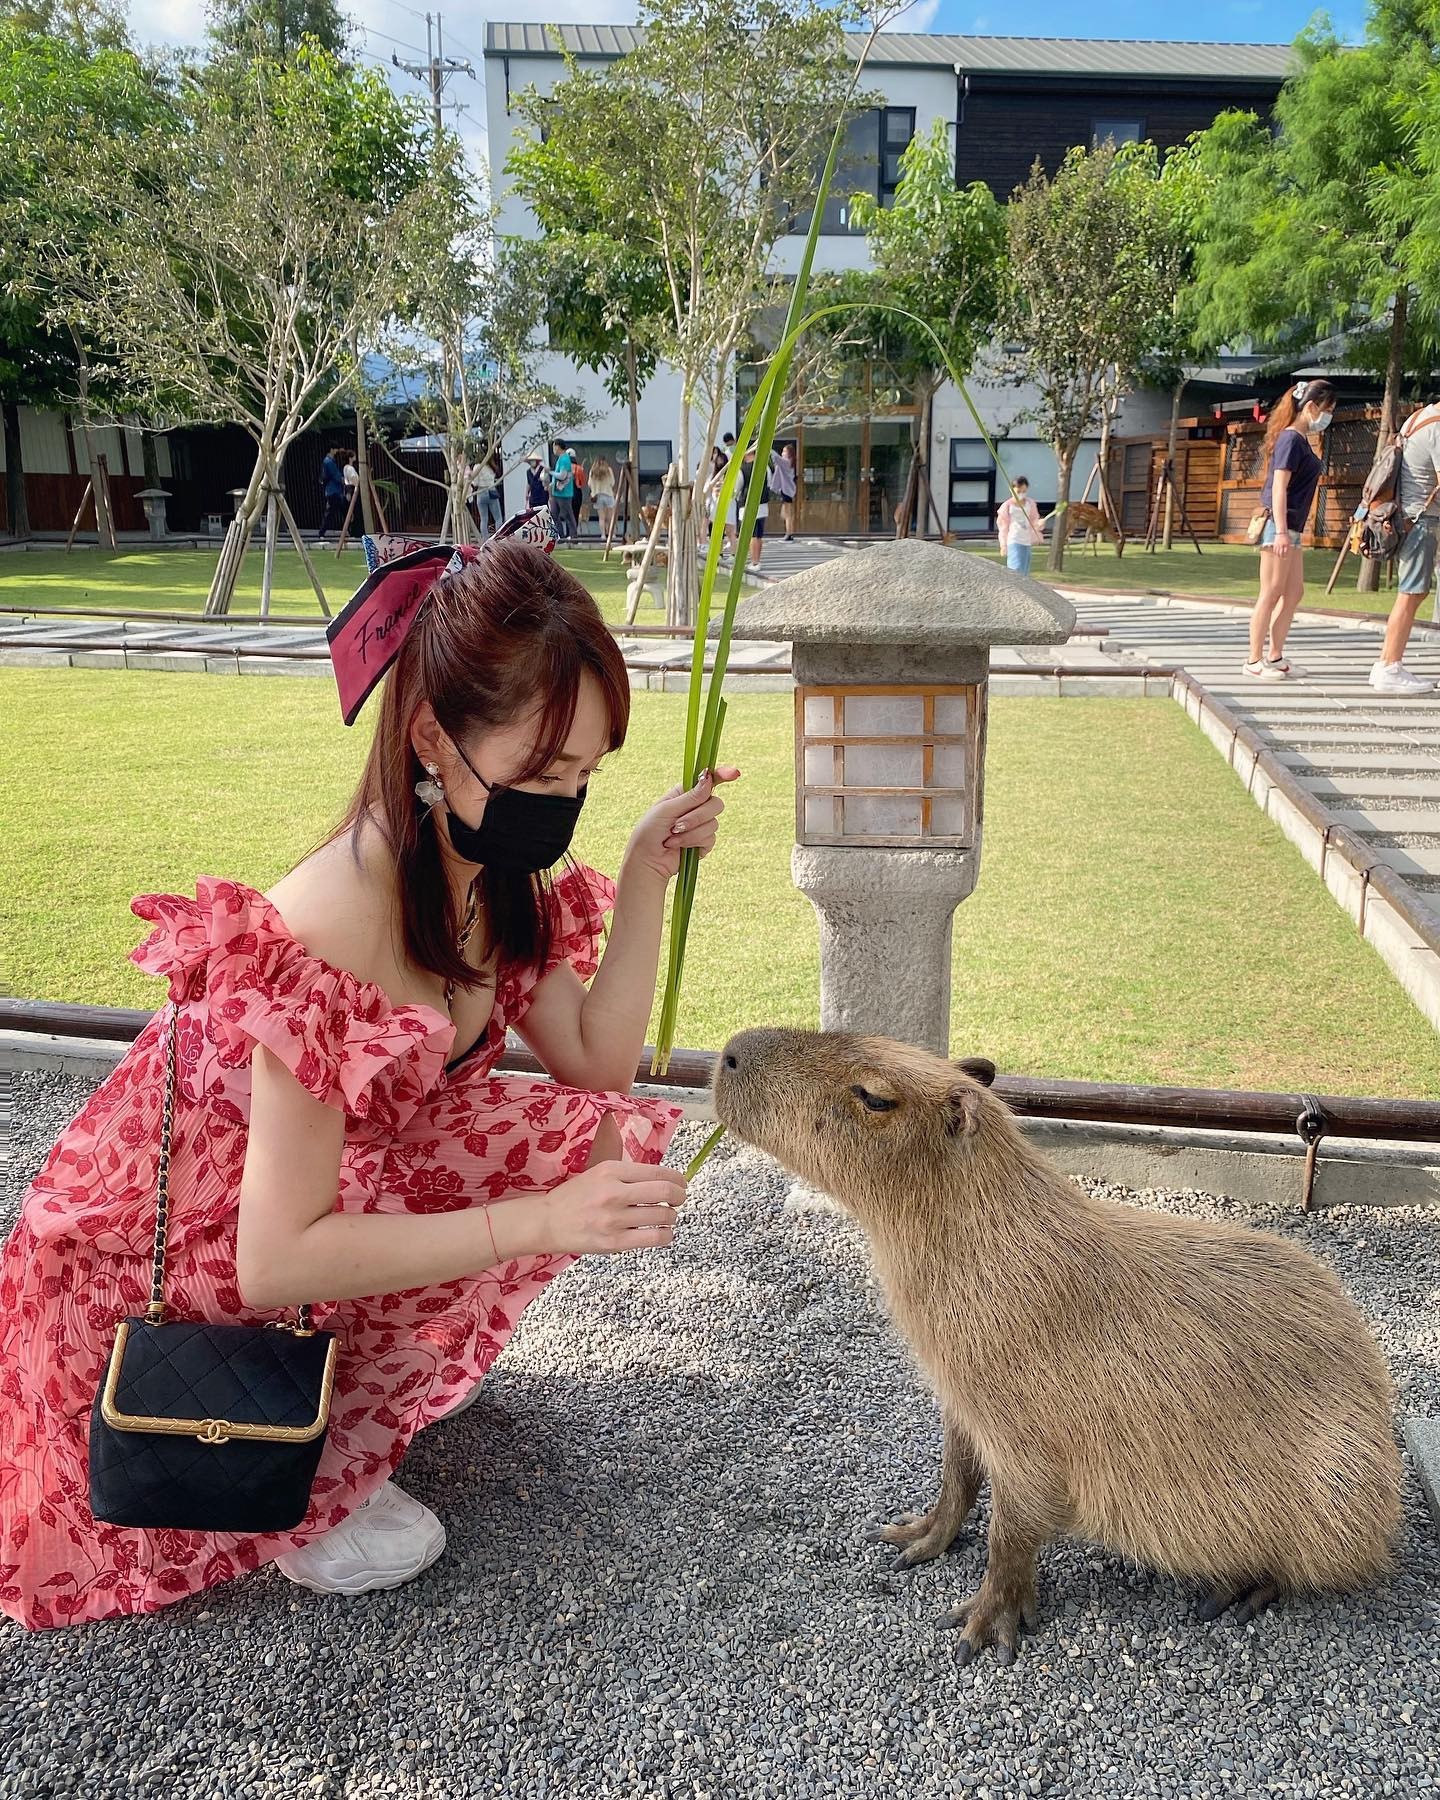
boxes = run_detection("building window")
[789,106,915,236]
[879,107,916,206]
[1092,118,1143,147]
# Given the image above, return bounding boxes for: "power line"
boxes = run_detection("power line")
[390,10,476,140]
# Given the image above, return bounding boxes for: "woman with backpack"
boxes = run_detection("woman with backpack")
[1243,378,1337,681]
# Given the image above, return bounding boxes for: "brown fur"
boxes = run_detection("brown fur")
[714,1028,1401,1661]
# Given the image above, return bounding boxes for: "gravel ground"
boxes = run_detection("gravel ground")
[2,1068,1438,1800]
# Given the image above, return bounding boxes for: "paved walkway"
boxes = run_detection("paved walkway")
[1061,594,1440,927]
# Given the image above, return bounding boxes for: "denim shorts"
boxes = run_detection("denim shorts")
[1397,515,1438,595]
[1260,517,1296,550]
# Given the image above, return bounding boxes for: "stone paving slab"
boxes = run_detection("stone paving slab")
[1333,810,1440,835]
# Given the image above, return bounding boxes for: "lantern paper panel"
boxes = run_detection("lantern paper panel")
[795,684,979,847]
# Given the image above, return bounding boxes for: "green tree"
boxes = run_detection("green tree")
[509,0,864,625]
[207,0,353,61]
[501,146,668,541]
[851,118,1006,537]
[996,142,1177,572]
[0,0,127,52]
[1188,4,1440,585]
[377,137,591,547]
[0,22,167,541]
[29,44,430,610]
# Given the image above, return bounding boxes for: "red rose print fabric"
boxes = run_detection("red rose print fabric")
[0,871,680,1629]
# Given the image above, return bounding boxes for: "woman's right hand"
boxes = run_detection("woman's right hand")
[1272,530,1292,557]
[538,1160,688,1255]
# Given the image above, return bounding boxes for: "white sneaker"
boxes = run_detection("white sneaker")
[1243,659,1287,680]
[275,1481,446,1594]
[1369,661,1437,694]
[1266,656,1306,679]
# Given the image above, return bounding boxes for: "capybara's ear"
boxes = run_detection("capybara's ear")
[945,1082,984,1137]
[953,1056,996,1088]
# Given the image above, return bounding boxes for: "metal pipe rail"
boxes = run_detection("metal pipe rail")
[6,998,1439,1145]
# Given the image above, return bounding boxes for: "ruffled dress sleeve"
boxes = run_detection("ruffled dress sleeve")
[130,877,454,1125]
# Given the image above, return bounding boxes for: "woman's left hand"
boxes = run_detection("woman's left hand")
[623,768,742,882]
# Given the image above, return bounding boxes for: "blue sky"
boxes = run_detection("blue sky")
[899,0,1365,42]
[122,0,1369,160]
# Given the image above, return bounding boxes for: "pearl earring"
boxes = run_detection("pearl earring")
[414,762,445,808]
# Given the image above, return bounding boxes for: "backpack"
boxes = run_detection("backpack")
[1355,404,1440,561]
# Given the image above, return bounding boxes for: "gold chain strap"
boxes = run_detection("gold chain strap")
[145,1001,313,1334]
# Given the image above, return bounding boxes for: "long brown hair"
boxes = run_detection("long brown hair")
[336,542,630,992]
[1262,377,1338,460]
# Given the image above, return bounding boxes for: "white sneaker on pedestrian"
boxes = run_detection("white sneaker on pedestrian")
[1265,656,1306,679]
[1242,659,1287,680]
[1369,661,1437,694]
[275,1481,446,1595]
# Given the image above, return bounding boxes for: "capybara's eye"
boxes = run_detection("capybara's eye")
[850,1084,898,1113]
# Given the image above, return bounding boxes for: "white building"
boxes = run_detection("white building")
[486,24,1291,537]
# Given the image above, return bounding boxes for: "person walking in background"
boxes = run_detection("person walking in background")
[525,454,549,514]
[318,447,348,541]
[590,456,617,541]
[773,443,798,541]
[465,454,503,540]
[572,454,589,537]
[1243,378,1338,681]
[550,441,577,543]
[704,446,738,553]
[996,476,1044,576]
[737,443,771,569]
[1370,401,1440,694]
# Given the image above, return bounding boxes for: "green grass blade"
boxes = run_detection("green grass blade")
[684,1122,726,1180]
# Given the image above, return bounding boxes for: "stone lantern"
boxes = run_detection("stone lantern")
[135,487,172,543]
[724,539,1074,1054]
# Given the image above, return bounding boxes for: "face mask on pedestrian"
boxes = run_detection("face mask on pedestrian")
[1312,410,1334,433]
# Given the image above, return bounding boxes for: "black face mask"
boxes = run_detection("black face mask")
[442,741,587,874]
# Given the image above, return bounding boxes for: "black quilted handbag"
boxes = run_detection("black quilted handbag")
[89,1003,339,1533]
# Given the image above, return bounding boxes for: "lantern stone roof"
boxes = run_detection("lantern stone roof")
[720,540,1076,646]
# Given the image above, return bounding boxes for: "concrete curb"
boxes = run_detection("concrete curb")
[1403,1419,1440,1531]
[1171,671,1440,1033]
[7,1035,1437,1212]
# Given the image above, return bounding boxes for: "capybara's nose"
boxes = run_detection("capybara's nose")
[716,1027,785,1082]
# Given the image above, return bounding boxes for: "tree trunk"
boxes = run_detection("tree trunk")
[667,392,693,628]
[1161,377,1187,552]
[206,450,268,615]
[356,406,376,537]
[1357,285,1409,595]
[3,400,30,541]
[1049,444,1075,574]
[626,336,641,544]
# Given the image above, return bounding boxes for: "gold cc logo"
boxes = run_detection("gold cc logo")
[197,1420,232,1445]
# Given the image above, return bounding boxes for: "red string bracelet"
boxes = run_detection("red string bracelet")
[480,1204,500,1267]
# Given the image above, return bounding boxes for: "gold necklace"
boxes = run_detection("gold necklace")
[444,881,482,1009]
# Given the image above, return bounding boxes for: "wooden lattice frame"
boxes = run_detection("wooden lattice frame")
[795,683,983,848]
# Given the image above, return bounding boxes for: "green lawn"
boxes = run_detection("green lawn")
[3,667,1435,1097]
[6,541,1429,628]
[0,546,633,625]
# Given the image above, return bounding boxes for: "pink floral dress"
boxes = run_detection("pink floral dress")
[0,870,681,1630]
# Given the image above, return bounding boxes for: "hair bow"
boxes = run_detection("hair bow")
[326,507,558,726]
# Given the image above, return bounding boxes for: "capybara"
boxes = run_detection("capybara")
[713,1027,1401,1664]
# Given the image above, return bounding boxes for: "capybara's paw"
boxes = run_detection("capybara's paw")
[937,1586,1039,1666]
[1196,1577,1281,1626]
[865,1510,957,1569]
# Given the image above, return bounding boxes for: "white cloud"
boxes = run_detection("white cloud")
[879,0,943,29]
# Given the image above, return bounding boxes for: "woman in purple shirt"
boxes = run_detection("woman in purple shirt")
[1244,378,1337,680]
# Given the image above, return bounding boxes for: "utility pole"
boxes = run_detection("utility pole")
[392,12,473,142]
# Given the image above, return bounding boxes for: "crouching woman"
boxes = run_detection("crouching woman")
[0,537,736,1627]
